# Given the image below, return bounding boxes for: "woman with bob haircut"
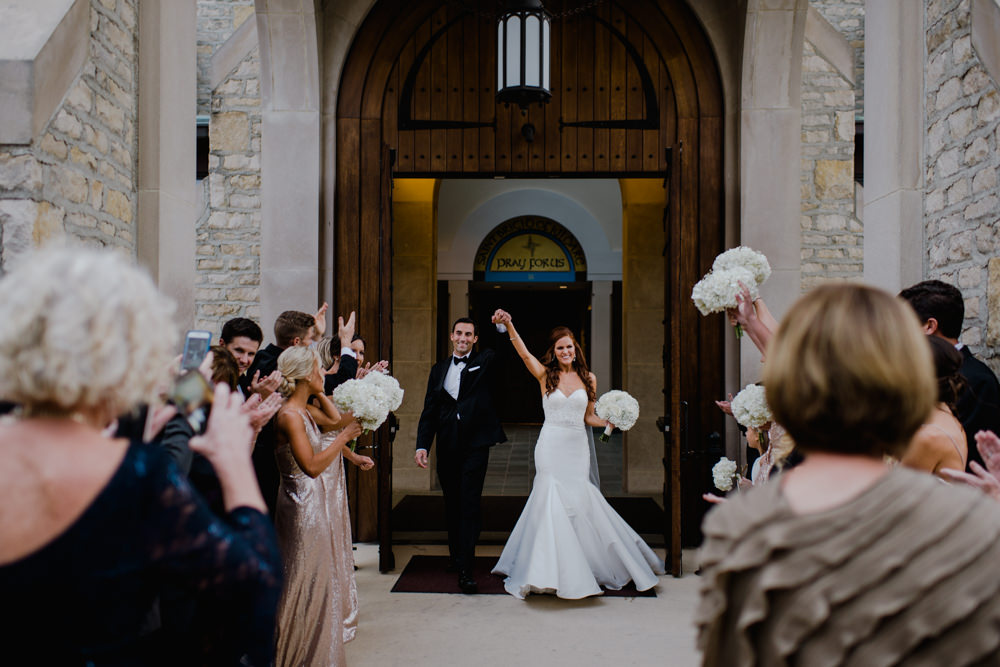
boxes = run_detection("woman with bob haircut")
[0,246,282,665]
[697,284,1000,666]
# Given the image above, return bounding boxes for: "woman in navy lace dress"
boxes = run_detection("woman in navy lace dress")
[0,247,282,666]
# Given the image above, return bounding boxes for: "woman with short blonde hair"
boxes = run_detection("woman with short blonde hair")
[0,246,282,665]
[698,284,1000,666]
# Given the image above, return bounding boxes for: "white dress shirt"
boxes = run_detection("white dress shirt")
[444,355,468,401]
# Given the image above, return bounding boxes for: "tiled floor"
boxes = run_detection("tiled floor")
[484,425,624,496]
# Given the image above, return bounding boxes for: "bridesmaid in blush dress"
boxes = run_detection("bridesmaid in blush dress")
[273,346,365,666]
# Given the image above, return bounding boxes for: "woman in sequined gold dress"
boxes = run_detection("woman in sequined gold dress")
[273,346,365,667]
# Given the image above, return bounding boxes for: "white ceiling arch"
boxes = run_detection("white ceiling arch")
[436,179,623,281]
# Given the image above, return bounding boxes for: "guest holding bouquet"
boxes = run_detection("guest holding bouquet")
[272,346,363,667]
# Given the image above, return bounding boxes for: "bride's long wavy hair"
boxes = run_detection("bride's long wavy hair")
[541,326,595,402]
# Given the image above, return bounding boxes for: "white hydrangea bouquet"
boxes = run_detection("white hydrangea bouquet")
[730,383,773,449]
[593,390,640,442]
[332,370,404,449]
[691,246,771,338]
[714,457,744,492]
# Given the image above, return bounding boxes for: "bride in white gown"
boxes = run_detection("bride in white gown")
[490,310,664,599]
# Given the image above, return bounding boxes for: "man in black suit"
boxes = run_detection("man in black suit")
[416,317,506,593]
[901,280,1000,468]
[241,305,342,513]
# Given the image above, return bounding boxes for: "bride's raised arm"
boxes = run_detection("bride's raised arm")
[492,309,546,382]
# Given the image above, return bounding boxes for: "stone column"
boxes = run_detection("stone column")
[590,280,613,396]
[740,0,808,384]
[254,0,321,334]
[138,0,198,327]
[861,0,924,293]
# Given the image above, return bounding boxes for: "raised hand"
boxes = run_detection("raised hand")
[337,311,356,347]
[143,403,179,442]
[251,369,283,399]
[940,461,1000,501]
[492,308,512,325]
[244,391,283,432]
[313,302,329,337]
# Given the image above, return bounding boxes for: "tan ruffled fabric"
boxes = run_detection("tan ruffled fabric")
[696,467,1000,667]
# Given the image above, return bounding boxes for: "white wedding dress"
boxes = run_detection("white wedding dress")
[492,388,665,599]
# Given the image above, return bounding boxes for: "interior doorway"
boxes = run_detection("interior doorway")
[468,281,592,424]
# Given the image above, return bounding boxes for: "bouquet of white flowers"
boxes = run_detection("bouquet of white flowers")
[712,246,771,285]
[593,390,640,442]
[692,246,770,338]
[332,371,404,449]
[730,383,772,430]
[360,369,404,411]
[712,457,740,492]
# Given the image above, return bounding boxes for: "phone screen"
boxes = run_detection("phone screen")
[181,330,213,370]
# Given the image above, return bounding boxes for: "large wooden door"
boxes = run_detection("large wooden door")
[333,0,725,556]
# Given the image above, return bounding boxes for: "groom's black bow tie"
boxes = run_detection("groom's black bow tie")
[453,356,469,365]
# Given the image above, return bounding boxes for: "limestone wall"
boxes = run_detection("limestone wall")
[810,0,864,113]
[925,0,1000,372]
[194,47,263,332]
[799,40,861,290]
[197,0,255,116]
[0,0,138,271]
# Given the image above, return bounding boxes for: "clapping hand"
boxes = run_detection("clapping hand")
[940,431,1000,501]
[715,393,735,416]
[337,310,356,347]
[313,302,329,338]
[356,359,389,379]
[189,384,254,463]
[241,391,283,432]
[251,369,282,398]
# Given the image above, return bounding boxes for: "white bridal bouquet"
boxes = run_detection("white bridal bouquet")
[332,370,404,449]
[691,246,771,337]
[712,457,740,492]
[593,390,640,442]
[730,383,772,430]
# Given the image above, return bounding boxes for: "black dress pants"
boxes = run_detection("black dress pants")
[436,445,490,572]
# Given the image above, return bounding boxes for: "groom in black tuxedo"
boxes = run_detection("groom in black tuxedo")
[415,317,506,594]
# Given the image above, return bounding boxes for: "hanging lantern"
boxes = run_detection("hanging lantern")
[496,0,551,112]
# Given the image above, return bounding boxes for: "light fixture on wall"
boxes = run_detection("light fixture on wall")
[496,0,551,113]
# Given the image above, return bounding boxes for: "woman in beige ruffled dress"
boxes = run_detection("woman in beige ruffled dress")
[272,347,368,666]
[698,284,1000,666]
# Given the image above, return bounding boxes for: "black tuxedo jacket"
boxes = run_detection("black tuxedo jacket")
[324,354,358,394]
[957,347,1000,467]
[416,348,506,453]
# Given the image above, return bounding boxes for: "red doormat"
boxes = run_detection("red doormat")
[391,555,656,597]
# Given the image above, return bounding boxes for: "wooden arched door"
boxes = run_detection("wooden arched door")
[332,0,724,575]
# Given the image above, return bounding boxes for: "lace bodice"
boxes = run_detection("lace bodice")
[542,388,588,428]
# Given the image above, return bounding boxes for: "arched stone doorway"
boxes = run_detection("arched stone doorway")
[331,0,724,575]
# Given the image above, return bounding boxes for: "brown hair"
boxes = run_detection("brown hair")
[926,334,967,412]
[762,284,935,459]
[273,310,315,348]
[541,327,595,402]
[210,345,239,390]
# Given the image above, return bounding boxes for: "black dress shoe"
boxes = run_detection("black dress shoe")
[458,572,478,594]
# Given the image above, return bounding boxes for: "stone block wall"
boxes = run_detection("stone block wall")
[800,41,861,290]
[0,0,138,272]
[810,0,864,114]
[194,47,263,332]
[197,0,255,116]
[925,0,1000,372]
